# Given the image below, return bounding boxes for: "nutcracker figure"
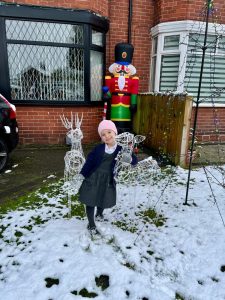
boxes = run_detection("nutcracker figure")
[103,43,139,132]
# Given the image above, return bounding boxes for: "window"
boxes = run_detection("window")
[0,4,108,105]
[151,21,225,105]
[184,33,225,102]
[150,37,157,91]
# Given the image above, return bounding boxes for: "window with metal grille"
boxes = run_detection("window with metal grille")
[151,21,225,105]
[0,5,108,105]
[184,33,225,103]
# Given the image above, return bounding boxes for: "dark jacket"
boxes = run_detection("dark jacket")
[80,143,138,179]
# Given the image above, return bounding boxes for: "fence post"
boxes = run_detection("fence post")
[179,96,193,168]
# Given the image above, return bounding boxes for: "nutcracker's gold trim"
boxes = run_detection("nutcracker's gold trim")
[111,103,129,108]
[114,75,129,78]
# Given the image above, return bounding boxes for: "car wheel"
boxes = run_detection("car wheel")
[0,138,8,172]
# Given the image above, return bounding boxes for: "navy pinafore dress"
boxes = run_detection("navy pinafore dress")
[79,152,116,208]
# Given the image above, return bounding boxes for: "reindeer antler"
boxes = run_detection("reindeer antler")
[60,114,73,130]
[75,113,83,129]
[60,112,83,131]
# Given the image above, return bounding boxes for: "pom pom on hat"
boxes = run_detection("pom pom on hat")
[98,120,118,136]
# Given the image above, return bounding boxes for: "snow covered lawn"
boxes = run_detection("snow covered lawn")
[0,165,225,300]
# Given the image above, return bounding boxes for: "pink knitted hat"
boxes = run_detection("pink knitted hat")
[98,120,118,136]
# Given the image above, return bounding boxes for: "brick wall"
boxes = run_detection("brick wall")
[2,0,109,17]
[16,106,103,145]
[193,107,225,143]
[4,0,225,145]
[106,0,154,92]
[3,0,108,145]
[153,0,225,24]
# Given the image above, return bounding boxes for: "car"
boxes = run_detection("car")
[0,93,19,172]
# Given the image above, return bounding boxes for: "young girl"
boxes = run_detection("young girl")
[79,120,137,235]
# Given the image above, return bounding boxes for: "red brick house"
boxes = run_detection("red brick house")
[0,0,224,144]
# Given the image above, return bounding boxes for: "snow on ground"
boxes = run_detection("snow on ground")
[0,165,225,300]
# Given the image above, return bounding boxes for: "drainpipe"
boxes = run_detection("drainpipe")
[128,0,132,43]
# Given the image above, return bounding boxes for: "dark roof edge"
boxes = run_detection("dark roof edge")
[0,2,109,32]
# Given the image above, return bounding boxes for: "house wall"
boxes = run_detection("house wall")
[153,0,225,146]
[106,0,154,91]
[193,107,225,143]
[3,0,225,145]
[17,106,102,144]
[2,0,109,17]
[153,0,225,24]
[3,0,109,145]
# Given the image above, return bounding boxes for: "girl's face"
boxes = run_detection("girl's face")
[101,129,116,147]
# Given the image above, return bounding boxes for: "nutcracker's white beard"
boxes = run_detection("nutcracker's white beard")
[118,75,125,91]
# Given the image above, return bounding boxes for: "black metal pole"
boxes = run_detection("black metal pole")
[128,0,132,44]
[184,0,212,205]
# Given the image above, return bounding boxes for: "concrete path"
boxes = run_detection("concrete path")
[0,146,67,203]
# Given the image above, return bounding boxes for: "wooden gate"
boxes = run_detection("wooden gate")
[133,93,193,167]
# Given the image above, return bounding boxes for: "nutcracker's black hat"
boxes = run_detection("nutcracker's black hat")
[115,43,134,66]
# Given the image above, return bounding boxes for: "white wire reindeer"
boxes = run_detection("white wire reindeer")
[60,112,85,216]
[114,132,160,219]
[114,132,160,186]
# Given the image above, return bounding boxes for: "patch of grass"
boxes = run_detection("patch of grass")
[58,194,85,219]
[220,265,225,272]
[197,280,204,285]
[45,277,59,288]
[71,200,85,218]
[175,293,185,300]
[177,181,186,185]
[155,257,163,261]
[31,216,47,225]
[139,208,166,227]
[1,177,85,217]
[112,221,137,233]
[0,225,7,239]
[0,180,63,215]
[14,231,23,238]
[211,277,219,282]
[160,166,176,176]
[71,290,78,295]
[0,192,43,215]
[123,262,136,270]
[95,275,109,291]
[22,225,33,231]
[147,250,154,255]
[12,260,20,266]
[38,180,64,197]
[78,288,98,298]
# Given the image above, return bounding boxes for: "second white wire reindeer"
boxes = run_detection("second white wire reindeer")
[60,112,85,216]
[114,132,160,185]
[114,132,160,219]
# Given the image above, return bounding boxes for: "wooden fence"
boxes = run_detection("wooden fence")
[133,93,193,167]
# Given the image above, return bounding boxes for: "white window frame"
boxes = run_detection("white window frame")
[150,20,225,107]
